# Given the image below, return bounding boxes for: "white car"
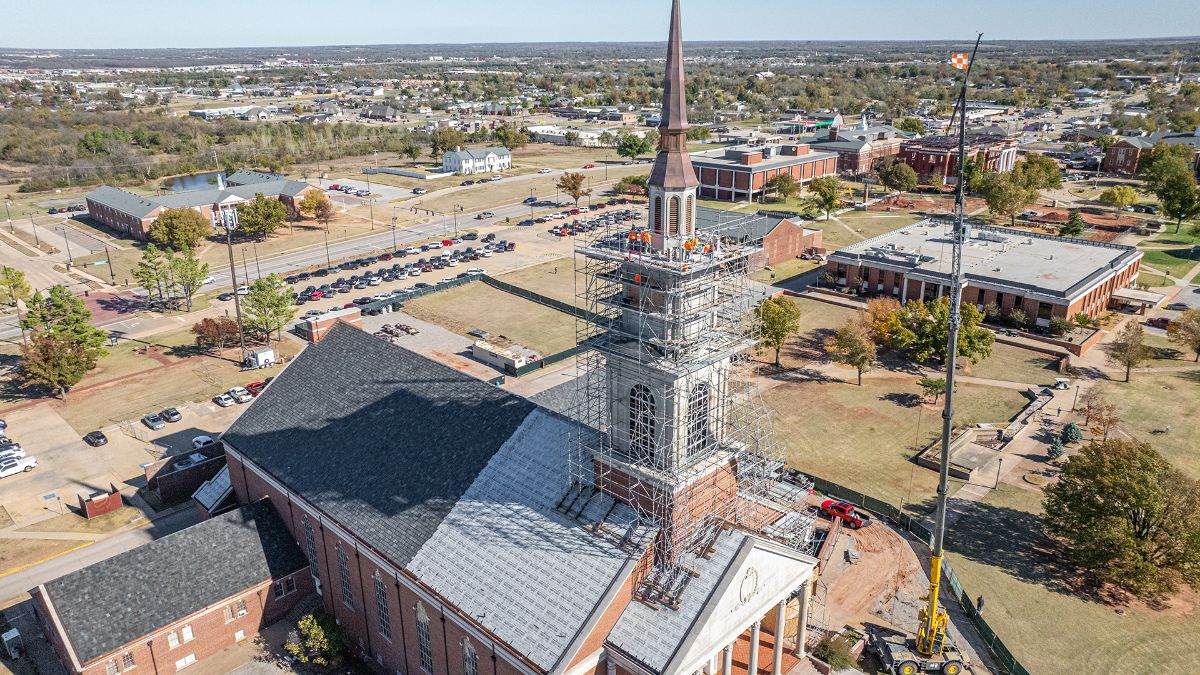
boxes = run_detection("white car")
[236,286,250,295]
[426,241,443,249]
[229,387,252,404]
[202,276,217,285]
[490,175,503,182]
[0,445,26,460]
[538,168,552,174]
[466,268,487,275]
[0,456,37,479]
[192,435,215,449]
[405,246,421,255]
[213,393,235,407]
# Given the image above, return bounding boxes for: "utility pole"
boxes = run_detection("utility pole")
[252,241,262,279]
[29,217,39,247]
[215,205,248,364]
[60,228,74,268]
[390,215,398,250]
[105,246,116,285]
[3,201,11,234]
[322,229,332,269]
[241,248,250,281]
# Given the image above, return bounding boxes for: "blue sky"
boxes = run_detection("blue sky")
[6,0,1200,49]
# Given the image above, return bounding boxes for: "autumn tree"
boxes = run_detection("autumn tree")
[755,296,801,367]
[0,266,31,307]
[314,196,335,230]
[809,176,841,220]
[555,172,592,206]
[1012,153,1063,191]
[1043,439,1200,597]
[148,207,212,251]
[823,318,877,385]
[1166,308,1200,361]
[192,317,241,353]
[493,124,528,150]
[766,173,800,201]
[1099,185,1138,213]
[898,298,994,365]
[298,191,330,219]
[1105,321,1154,381]
[981,172,1035,227]
[864,297,912,350]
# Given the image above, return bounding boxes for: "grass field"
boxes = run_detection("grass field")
[812,212,924,251]
[0,538,89,575]
[752,256,820,285]
[1098,370,1200,479]
[767,377,1028,512]
[945,484,1200,675]
[1140,248,1198,280]
[1140,226,1200,248]
[961,342,1061,386]
[18,506,146,534]
[494,258,580,306]
[1137,272,1174,288]
[403,283,577,355]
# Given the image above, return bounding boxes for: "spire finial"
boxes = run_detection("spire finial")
[661,0,688,131]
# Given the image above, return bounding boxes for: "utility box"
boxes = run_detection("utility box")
[245,348,276,369]
[2,628,23,660]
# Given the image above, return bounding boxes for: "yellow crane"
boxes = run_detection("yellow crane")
[869,34,981,675]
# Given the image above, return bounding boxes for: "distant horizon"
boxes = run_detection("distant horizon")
[7,0,1200,51]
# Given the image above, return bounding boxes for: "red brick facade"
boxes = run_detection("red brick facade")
[694,155,838,202]
[898,136,1019,181]
[1101,139,1148,175]
[762,219,824,264]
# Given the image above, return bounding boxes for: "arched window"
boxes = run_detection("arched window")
[652,196,662,234]
[629,384,656,462]
[686,383,712,458]
[463,637,479,675]
[416,602,433,673]
[685,195,694,235]
[669,196,680,236]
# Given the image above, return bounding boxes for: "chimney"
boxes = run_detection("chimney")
[828,127,839,142]
[455,145,462,152]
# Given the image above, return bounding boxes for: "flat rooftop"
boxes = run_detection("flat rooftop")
[689,145,837,170]
[829,219,1141,301]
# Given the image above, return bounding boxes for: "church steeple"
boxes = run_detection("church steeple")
[648,0,698,251]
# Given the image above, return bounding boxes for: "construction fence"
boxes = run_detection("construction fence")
[807,475,1031,675]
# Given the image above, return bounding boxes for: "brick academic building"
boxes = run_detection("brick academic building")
[689,143,838,202]
[898,132,1018,181]
[826,220,1144,326]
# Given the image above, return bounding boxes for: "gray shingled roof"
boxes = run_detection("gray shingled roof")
[445,146,511,161]
[223,323,536,569]
[226,169,286,186]
[607,529,751,673]
[41,500,306,665]
[224,325,648,671]
[86,185,160,219]
[696,206,786,242]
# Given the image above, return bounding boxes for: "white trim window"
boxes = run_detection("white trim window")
[416,602,433,673]
[336,543,353,609]
[121,653,135,671]
[373,573,391,640]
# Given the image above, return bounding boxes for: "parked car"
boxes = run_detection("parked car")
[538,168,552,174]
[1147,317,1171,329]
[83,430,108,447]
[192,435,215,449]
[236,286,250,295]
[160,407,183,423]
[229,387,252,403]
[141,412,166,430]
[523,196,538,204]
[583,164,596,169]
[329,184,341,191]
[461,180,476,186]
[820,499,871,529]
[413,187,428,195]
[0,446,26,460]
[0,456,37,479]
[213,393,235,407]
[217,292,234,302]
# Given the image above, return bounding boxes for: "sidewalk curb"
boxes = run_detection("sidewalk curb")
[0,540,94,578]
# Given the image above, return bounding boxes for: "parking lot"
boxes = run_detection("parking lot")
[321,178,412,204]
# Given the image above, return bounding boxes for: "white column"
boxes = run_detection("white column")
[794,583,810,658]
[772,598,787,674]
[748,621,761,675]
[722,645,733,675]
[919,280,926,302]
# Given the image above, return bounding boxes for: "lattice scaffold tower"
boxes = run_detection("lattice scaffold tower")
[567,205,801,598]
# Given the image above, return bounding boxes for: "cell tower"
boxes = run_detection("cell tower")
[566,0,804,603]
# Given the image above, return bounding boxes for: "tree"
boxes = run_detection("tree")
[1008,307,1028,330]
[1047,439,1065,460]
[1106,321,1154,381]
[314,196,335,230]
[898,298,994,365]
[1060,209,1086,237]
[148,207,212,251]
[864,297,911,350]
[917,376,947,404]
[1048,316,1073,337]
[1151,161,1200,233]
[237,194,288,239]
[170,246,209,312]
[298,191,330,219]
[563,131,580,147]
[882,162,918,196]
[961,157,986,195]
[894,117,926,135]
[241,274,295,342]
[284,613,344,667]
[192,317,241,353]
[809,176,841,220]
[21,285,107,352]
[824,318,877,385]
[1099,185,1138,213]
[1043,439,1200,597]
[428,127,466,158]
[766,173,800,201]
[493,124,527,150]
[555,172,592,206]
[812,635,854,670]
[1013,154,1062,191]
[1079,388,1108,426]
[0,266,31,307]
[616,133,652,161]
[134,243,173,301]
[20,333,96,398]
[615,175,649,195]
[1061,422,1084,444]
[1166,308,1200,361]
[401,139,422,163]
[756,296,801,367]
[981,173,1035,227]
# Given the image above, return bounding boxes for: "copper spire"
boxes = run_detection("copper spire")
[649,0,698,190]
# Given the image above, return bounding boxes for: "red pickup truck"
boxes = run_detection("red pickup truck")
[820,499,871,529]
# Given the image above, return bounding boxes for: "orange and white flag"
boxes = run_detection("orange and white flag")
[949,53,970,70]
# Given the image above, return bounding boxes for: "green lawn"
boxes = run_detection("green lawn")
[1098,370,1200,479]
[961,342,1061,387]
[1140,248,1198,280]
[1137,272,1174,288]
[752,256,820,285]
[1141,226,1200,248]
[945,483,1200,675]
[766,377,1029,511]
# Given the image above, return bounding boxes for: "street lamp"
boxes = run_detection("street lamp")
[322,229,332,269]
[29,216,39,247]
[214,204,249,364]
[59,227,74,268]
[252,241,262,279]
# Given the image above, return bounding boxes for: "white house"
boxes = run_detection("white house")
[442,146,512,175]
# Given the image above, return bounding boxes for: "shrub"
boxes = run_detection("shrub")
[1048,439,1065,460]
[1048,316,1073,337]
[283,613,344,667]
[1061,422,1083,444]
[812,634,855,670]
